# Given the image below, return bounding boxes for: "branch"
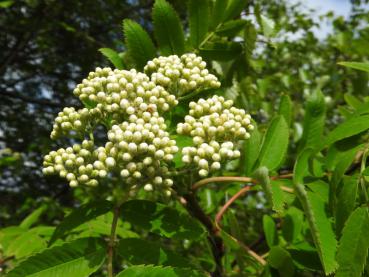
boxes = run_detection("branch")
[107,206,120,277]
[181,193,224,277]
[192,174,294,192]
[214,186,267,266]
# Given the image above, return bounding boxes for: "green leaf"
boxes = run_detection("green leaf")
[323,114,369,149]
[0,0,14,8]
[215,19,247,37]
[224,0,247,21]
[256,116,289,171]
[268,246,295,277]
[243,125,261,175]
[5,231,46,259]
[172,135,193,168]
[117,238,192,268]
[0,226,25,251]
[344,93,362,110]
[99,48,124,69]
[120,200,205,240]
[20,205,47,229]
[335,176,358,236]
[336,207,369,277]
[293,148,314,184]
[116,265,206,277]
[199,41,242,61]
[49,200,113,245]
[210,0,228,29]
[338,62,369,73]
[278,95,293,126]
[153,0,185,55]
[294,184,338,274]
[244,22,257,59]
[123,19,156,70]
[282,207,303,243]
[299,90,326,151]
[6,238,106,277]
[270,180,286,214]
[188,0,209,48]
[260,15,276,37]
[263,215,277,248]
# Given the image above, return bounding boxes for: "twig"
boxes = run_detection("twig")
[214,186,266,266]
[192,174,293,192]
[181,193,224,277]
[107,206,120,277]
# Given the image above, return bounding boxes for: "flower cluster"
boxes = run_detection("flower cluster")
[177,95,254,177]
[43,140,98,187]
[51,107,102,140]
[73,68,178,120]
[44,53,249,194]
[93,112,177,195]
[144,54,220,95]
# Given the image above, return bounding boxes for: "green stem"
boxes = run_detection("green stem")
[107,206,120,277]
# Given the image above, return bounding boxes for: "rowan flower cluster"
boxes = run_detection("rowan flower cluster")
[177,95,254,177]
[43,53,253,195]
[144,53,221,95]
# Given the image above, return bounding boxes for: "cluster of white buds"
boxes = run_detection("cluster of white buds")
[177,95,254,177]
[43,140,98,187]
[144,54,221,95]
[51,107,102,139]
[44,53,237,194]
[92,112,177,195]
[73,68,178,118]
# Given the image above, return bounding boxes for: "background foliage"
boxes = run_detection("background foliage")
[1,0,369,276]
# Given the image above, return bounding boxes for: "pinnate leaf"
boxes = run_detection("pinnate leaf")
[99,48,124,69]
[188,0,209,48]
[153,0,185,55]
[116,265,206,277]
[120,200,205,240]
[49,200,113,245]
[7,238,106,277]
[123,19,156,70]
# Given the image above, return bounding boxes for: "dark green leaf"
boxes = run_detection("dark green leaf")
[210,0,228,30]
[224,0,247,21]
[116,265,206,277]
[7,238,106,277]
[299,90,326,151]
[282,207,303,244]
[263,215,277,248]
[243,125,261,175]
[120,200,205,240]
[123,19,156,70]
[188,0,209,48]
[199,41,242,61]
[49,200,113,245]
[335,176,358,236]
[117,238,192,268]
[256,116,289,171]
[268,246,295,277]
[99,48,125,69]
[293,148,314,184]
[336,207,369,277]
[153,0,185,55]
[215,19,247,37]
